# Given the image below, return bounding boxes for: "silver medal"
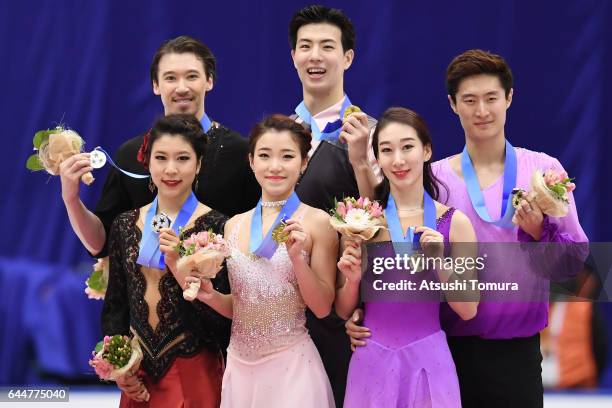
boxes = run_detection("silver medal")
[151,212,171,232]
[90,150,107,169]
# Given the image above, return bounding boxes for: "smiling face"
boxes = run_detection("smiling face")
[153,52,213,120]
[291,23,353,100]
[149,134,201,201]
[249,130,307,201]
[449,74,512,143]
[376,122,431,191]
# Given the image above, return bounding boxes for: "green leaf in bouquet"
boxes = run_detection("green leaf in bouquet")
[106,335,132,368]
[174,243,183,256]
[33,128,59,149]
[86,269,107,292]
[548,184,567,198]
[94,340,104,354]
[26,154,44,171]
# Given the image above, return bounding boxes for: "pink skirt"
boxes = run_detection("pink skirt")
[221,335,335,407]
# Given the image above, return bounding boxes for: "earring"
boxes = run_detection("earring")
[148,177,156,193]
[193,178,199,192]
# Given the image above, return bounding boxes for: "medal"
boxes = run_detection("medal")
[151,212,171,233]
[249,192,301,259]
[137,193,197,269]
[271,218,289,244]
[511,188,527,208]
[89,150,107,169]
[343,105,362,121]
[461,140,517,228]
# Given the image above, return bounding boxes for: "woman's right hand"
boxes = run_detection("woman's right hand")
[337,240,363,284]
[58,153,92,202]
[116,371,150,402]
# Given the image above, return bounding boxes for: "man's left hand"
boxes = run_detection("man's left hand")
[515,191,544,240]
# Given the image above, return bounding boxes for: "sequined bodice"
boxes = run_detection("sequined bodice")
[226,216,309,361]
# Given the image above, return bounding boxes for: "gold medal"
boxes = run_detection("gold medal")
[343,105,362,121]
[271,220,289,244]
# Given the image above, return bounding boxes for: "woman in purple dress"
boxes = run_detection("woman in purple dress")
[336,107,479,407]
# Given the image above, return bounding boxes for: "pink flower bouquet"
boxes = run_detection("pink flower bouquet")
[512,169,576,221]
[329,197,386,241]
[85,257,109,300]
[175,230,231,301]
[89,335,143,382]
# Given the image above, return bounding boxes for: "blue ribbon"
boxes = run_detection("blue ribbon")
[93,147,149,179]
[136,192,198,269]
[249,192,301,259]
[385,191,437,256]
[460,140,517,229]
[294,96,353,142]
[91,114,213,180]
[200,113,213,133]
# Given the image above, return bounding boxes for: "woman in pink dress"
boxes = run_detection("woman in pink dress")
[184,114,337,407]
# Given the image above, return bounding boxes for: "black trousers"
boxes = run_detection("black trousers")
[447,334,543,408]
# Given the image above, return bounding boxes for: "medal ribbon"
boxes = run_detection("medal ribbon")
[200,113,213,133]
[385,191,437,256]
[295,95,353,142]
[460,139,517,228]
[249,192,301,259]
[91,114,213,179]
[137,191,198,269]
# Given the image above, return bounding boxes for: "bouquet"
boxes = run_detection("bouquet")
[85,257,109,300]
[89,335,143,382]
[26,126,94,184]
[512,169,576,222]
[329,197,386,241]
[175,230,231,301]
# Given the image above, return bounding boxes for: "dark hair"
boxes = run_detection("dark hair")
[143,114,207,168]
[248,114,312,159]
[372,107,448,207]
[289,5,355,52]
[446,49,513,103]
[150,36,217,85]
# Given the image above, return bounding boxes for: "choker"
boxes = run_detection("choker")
[261,200,287,208]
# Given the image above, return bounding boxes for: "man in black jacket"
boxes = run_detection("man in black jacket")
[288,6,381,406]
[58,36,260,257]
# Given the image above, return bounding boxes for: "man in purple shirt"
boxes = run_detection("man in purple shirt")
[346,49,587,407]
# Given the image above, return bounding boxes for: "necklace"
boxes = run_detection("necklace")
[261,199,287,208]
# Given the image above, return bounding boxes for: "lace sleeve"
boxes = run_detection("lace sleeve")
[101,213,131,336]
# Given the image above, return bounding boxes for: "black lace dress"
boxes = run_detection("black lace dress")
[102,208,231,383]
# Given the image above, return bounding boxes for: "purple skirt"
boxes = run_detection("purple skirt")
[344,330,461,408]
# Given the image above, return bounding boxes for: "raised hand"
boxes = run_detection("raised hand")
[337,240,362,284]
[339,112,370,166]
[158,228,180,272]
[283,218,311,261]
[58,152,92,202]
[515,191,544,240]
[415,226,445,259]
